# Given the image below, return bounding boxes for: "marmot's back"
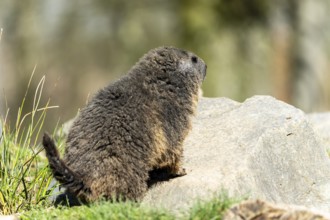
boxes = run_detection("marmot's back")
[43,46,207,203]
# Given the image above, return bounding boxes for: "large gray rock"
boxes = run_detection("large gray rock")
[307,112,330,152]
[142,96,330,214]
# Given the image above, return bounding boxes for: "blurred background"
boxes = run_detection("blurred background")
[1,0,330,131]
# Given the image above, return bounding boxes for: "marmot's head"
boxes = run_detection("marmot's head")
[133,46,207,98]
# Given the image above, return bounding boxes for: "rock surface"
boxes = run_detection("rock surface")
[0,215,18,220]
[307,112,330,152]
[142,96,330,214]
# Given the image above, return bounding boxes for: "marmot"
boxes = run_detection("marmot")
[43,46,207,204]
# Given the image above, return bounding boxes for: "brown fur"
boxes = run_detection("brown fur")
[223,200,329,220]
[43,46,207,204]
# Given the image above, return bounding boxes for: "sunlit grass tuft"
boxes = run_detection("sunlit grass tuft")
[0,72,60,215]
[187,191,241,220]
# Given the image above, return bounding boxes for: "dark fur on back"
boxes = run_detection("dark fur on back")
[43,46,207,203]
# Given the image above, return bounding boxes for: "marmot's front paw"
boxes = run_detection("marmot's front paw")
[171,167,187,177]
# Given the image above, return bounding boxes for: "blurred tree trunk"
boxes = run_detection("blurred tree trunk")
[270,0,330,112]
[293,0,330,111]
[269,0,297,104]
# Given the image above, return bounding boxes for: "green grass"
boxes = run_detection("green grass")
[21,193,238,220]
[187,192,239,220]
[0,72,60,215]
[21,201,175,220]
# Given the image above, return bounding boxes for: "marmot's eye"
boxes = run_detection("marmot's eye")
[191,56,198,63]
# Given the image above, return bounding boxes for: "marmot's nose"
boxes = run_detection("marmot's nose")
[197,59,207,81]
[203,64,207,80]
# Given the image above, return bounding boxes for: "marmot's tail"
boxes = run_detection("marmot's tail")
[42,133,86,195]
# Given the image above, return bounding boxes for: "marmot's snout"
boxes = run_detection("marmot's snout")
[201,62,207,81]
[192,54,207,81]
